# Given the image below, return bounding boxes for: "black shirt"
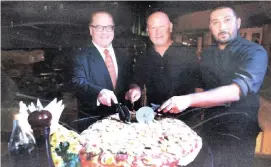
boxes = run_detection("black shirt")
[133,42,199,104]
[200,34,268,119]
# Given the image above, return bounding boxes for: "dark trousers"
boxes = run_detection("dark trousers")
[183,106,260,167]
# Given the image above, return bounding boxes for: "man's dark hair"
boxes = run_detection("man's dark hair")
[209,5,239,19]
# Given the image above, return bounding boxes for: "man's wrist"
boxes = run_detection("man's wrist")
[129,84,141,94]
[129,84,140,90]
[97,89,107,106]
[186,94,194,107]
[99,89,107,95]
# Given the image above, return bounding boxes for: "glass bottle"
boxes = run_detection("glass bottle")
[8,113,36,156]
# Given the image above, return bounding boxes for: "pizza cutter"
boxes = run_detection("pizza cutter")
[135,102,232,124]
[135,103,170,123]
[113,101,155,123]
[116,100,231,124]
[135,106,155,124]
[114,102,131,123]
[135,103,174,123]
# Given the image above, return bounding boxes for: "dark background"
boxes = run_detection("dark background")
[1,1,256,49]
[1,1,270,101]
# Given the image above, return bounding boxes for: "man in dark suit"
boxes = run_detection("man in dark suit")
[72,11,132,124]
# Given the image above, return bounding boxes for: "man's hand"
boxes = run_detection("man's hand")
[125,85,141,103]
[98,89,118,107]
[158,95,192,113]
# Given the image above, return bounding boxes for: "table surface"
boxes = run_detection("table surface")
[1,141,213,167]
[1,142,49,167]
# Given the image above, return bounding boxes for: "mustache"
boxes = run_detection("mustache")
[218,31,229,36]
[218,31,230,35]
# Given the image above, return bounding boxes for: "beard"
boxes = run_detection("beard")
[215,31,237,45]
[217,39,230,45]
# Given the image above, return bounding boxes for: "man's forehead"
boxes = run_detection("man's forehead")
[147,13,170,26]
[147,12,170,24]
[210,8,235,20]
[92,13,113,22]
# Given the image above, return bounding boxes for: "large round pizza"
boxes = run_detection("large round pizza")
[79,113,202,167]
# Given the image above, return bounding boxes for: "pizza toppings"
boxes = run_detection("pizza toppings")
[79,113,202,166]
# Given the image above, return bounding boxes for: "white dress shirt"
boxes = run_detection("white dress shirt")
[92,41,118,77]
[92,41,119,106]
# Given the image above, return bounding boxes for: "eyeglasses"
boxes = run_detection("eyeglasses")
[90,25,115,32]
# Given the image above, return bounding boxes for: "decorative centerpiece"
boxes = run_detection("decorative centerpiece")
[28,99,81,167]
[20,98,81,167]
[50,124,81,167]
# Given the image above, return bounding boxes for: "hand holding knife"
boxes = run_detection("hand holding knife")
[111,100,131,123]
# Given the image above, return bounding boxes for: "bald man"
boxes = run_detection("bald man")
[125,11,199,106]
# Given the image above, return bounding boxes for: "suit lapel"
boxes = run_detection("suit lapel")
[114,49,124,92]
[88,45,114,90]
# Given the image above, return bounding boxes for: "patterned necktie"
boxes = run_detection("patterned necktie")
[104,49,117,89]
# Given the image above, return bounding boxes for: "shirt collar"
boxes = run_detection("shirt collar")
[92,41,113,55]
[150,41,176,53]
[225,33,242,48]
